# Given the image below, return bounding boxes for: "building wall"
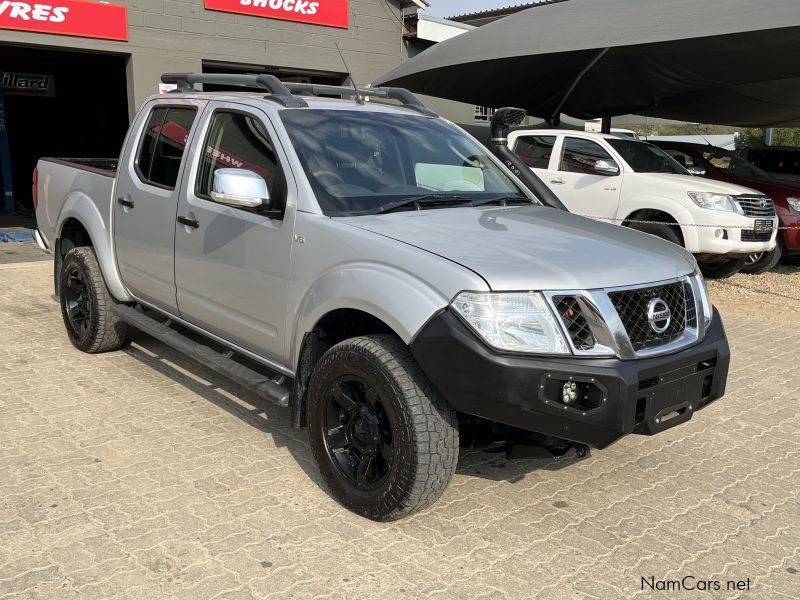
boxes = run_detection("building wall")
[0,0,407,117]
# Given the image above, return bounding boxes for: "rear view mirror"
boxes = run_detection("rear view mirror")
[210,168,270,209]
[594,159,620,176]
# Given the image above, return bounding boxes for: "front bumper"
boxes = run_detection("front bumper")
[410,309,730,449]
[684,215,777,255]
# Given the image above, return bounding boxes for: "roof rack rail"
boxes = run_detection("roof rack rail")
[160,73,308,108]
[284,83,438,117]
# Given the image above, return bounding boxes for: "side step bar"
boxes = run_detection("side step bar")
[115,305,291,408]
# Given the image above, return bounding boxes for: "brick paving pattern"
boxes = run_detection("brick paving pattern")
[0,260,798,599]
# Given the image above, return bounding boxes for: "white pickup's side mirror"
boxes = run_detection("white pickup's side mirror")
[210,168,270,209]
[594,159,620,176]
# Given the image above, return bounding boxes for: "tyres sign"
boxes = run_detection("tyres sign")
[204,0,349,29]
[0,0,128,41]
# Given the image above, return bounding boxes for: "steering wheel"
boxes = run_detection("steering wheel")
[314,170,345,187]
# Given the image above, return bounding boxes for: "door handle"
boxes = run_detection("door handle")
[550,178,565,185]
[117,197,134,208]
[177,215,199,229]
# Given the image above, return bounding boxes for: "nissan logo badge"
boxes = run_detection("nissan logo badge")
[647,298,672,334]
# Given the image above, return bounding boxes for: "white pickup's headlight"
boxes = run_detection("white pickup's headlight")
[787,197,800,212]
[688,191,743,214]
[692,270,713,331]
[451,292,570,354]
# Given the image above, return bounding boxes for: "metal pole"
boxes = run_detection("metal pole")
[764,128,775,146]
[601,116,612,134]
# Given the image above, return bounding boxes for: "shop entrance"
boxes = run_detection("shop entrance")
[0,45,129,214]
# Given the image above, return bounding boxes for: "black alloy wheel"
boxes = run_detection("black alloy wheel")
[64,265,91,338]
[324,377,394,491]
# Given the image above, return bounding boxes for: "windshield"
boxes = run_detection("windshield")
[280,110,529,216]
[703,148,769,179]
[607,139,688,174]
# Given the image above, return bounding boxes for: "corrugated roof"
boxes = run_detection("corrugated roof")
[448,0,567,22]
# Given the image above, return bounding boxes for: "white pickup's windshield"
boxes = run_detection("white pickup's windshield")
[607,139,689,175]
[280,110,529,216]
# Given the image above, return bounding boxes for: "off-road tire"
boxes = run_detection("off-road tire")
[307,335,459,521]
[697,256,747,279]
[628,222,682,247]
[60,247,130,353]
[741,242,782,275]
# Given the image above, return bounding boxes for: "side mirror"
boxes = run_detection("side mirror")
[687,166,707,177]
[210,168,270,209]
[594,159,620,176]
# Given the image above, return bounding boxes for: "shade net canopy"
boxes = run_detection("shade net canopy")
[376,0,800,127]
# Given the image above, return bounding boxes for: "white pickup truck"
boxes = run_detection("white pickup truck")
[510,130,778,278]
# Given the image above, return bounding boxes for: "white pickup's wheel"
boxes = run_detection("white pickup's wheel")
[741,244,782,275]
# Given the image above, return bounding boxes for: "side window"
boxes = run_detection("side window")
[136,106,197,189]
[196,111,281,202]
[514,135,556,168]
[664,149,696,169]
[559,137,614,175]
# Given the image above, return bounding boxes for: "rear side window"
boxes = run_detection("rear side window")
[196,111,282,201]
[136,106,197,189]
[514,135,556,169]
[559,137,613,174]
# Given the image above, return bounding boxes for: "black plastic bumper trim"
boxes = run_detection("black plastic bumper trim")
[410,308,730,449]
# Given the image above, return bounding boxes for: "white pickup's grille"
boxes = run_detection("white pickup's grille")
[736,195,775,218]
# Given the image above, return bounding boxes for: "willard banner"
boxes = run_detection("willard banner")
[0,0,128,41]
[205,0,349,29]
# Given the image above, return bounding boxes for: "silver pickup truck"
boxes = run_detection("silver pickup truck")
[34,74,730,521]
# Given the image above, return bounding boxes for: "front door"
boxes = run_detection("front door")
[550,136,623,219]
[174,103,296,367]
[114,100,204,312]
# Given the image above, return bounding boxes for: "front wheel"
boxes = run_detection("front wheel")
[697,256,747,279]
[59,247,129,353]
[741,242,782,274]
[307,335,459,521]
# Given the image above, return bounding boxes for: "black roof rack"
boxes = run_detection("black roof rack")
[160,73,308,108]
[284,83,438,117]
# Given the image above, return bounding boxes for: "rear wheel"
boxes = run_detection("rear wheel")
[697,256,747,279]
[628,222,682,246]
[741,242,782,274]
[307,335,459,521]
[60,247,129,353]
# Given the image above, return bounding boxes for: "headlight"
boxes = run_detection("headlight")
[452,292,570,355]
[787,197,800,212]
[692,270,713,331]
[687,191,743,214]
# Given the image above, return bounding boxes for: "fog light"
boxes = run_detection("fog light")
[562,382,578,405]
[714,228,723,239]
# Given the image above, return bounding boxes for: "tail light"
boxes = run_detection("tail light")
[32,167,38,210]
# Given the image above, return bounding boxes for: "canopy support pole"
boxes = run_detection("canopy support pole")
[601,117,612,134]
[550,47,610,126]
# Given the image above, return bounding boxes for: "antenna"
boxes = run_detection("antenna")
[335,42,364,105]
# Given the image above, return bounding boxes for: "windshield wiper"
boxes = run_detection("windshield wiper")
[471,196,534,207]
[377,195,473,214]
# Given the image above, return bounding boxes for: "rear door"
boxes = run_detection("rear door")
[173,102,296,366]
[114,100,205,312]
[551,136,622,218]
[512,133,558,183]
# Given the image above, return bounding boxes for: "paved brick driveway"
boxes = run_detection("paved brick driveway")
[1,260,798,599]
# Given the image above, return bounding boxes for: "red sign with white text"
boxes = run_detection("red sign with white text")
[205,0,348,29]
[0,0,128,41]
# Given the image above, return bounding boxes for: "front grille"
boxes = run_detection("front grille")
[736,196,776,217]
[608,281,695,352]
[553,296,595,350]
[741,229,772,242]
